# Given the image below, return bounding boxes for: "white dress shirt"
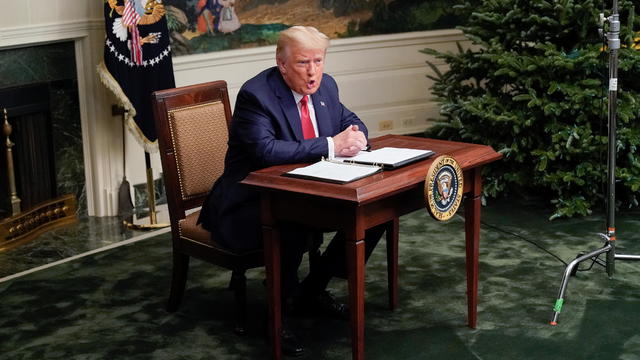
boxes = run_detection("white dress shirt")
[291,90,335,158]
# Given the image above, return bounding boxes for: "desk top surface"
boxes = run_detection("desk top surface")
[242,135,501,204]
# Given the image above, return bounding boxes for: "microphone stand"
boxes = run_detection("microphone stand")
[550,0,640,325]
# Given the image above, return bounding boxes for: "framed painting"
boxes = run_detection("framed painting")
[163,0,465,56]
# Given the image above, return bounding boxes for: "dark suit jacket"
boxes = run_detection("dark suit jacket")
[198,67,368,251]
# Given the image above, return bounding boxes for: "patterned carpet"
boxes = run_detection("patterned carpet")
[2,197,640,359]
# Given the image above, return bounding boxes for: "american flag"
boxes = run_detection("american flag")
[99,0,175,148]
[122,0,143,65]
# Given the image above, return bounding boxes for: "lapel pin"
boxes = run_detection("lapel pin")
[320,101,326,107]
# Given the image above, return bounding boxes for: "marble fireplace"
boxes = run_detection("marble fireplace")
[0,41,86,218]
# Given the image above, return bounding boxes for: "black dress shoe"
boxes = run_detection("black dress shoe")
[315,290,350,320]
[295,290,349,320]
[281,327,304,357]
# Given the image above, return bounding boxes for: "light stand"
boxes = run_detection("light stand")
[549,0,640,325]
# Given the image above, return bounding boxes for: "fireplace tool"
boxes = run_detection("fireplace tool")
[116,106,134,230]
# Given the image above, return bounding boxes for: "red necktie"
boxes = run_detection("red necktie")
[300,95,315,139]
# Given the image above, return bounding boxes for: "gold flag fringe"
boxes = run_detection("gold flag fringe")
[96,62,159,153]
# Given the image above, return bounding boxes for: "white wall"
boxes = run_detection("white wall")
[1,1,466,216]
[172,29,465,137]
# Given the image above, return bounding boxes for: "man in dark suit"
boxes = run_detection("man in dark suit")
[198,25,385,356]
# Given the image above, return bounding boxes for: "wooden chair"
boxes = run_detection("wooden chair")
[152,80,262,334]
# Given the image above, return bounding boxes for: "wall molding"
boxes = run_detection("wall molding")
[0,19,103,49]
[174,29,464,72]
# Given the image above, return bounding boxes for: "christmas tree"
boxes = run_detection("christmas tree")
[423,0,640,218]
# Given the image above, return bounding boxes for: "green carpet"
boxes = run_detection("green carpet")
[2,197,640,359]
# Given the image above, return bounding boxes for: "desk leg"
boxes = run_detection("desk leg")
[347,238,366,360]
[464,168,481,329]
[386,218,399,310]
[264,225,282,360]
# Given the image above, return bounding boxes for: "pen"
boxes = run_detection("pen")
[363,144,371,151]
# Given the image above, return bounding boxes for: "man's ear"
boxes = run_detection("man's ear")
[277,59,286,74]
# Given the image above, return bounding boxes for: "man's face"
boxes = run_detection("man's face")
[278,44,325,96]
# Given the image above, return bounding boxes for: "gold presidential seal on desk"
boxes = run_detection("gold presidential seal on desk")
[425,155,463,221]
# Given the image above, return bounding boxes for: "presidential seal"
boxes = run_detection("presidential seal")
[425,155,463,221]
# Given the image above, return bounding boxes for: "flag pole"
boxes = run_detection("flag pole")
[124,150,169,230]
[124,151,168,230]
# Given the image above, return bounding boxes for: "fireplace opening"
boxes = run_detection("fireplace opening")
[0,41,86,220]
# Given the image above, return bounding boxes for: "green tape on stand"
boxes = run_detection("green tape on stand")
[553,299,564,313]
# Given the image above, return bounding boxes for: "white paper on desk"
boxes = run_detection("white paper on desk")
[335,147,434,168]
[286,160,380,184]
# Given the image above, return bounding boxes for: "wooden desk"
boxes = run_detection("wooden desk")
[242,135,501,360]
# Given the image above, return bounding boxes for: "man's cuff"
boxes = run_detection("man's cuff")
[327,137,335,159]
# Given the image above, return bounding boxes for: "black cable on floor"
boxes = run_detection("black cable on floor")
[477,218,569,267]
[472,215,605,272]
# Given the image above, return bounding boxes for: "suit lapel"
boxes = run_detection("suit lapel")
[271,70,304,140]
[312,90,332,137]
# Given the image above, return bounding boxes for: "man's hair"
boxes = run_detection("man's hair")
[276,26,330,62]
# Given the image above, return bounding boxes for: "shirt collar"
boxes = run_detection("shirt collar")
[291,90,309,105]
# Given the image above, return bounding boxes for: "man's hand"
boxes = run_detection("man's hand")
[332,125,367,157]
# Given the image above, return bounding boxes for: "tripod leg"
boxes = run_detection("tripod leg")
[615,254,640,261]
[550,244,611,325]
